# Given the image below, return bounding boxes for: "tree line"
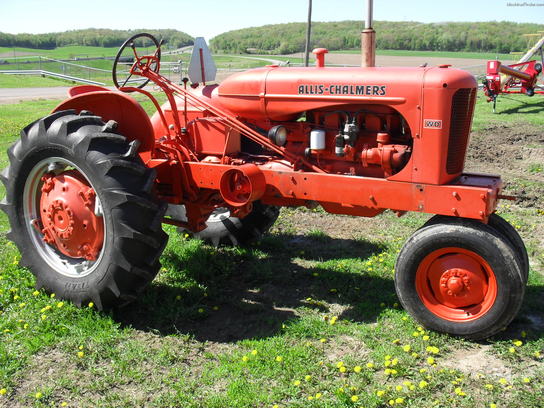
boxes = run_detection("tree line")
[210,20,544,54]
[0,29,193,50]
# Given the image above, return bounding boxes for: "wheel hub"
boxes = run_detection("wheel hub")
[39,170,104,261]
[424,251,490,310]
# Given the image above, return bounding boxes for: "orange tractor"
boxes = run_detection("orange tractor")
[1,34,528,340]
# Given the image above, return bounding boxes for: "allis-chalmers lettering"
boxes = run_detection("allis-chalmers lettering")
[298,84,387,96]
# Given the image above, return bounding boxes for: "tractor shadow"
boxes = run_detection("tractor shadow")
[114,233,396,343]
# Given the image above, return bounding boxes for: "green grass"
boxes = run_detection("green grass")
[0,74,74,88]
[0,89,542,407]
[331,49,516,60]
[472,93,544,131]
[0,46,120,60]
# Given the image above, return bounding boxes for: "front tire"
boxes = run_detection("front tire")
[0,110,168,309]
[395,220,525,340]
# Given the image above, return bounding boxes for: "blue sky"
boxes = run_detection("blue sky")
[1,0,542,40]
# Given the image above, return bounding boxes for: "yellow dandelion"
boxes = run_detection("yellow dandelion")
[61,403,68,407]
[390,369,398,375]
[395,385,403,391]
[419,380,428,388]
[78,345,84,350]
[273,405,279,408]
[385,368,392,375]
[391,358,398,366]
[402,345,411,352]
[315,392,322,399]
[427,357,435,365]
[307,396,314,401]
[41,314,47,320]
[411,352,419,358]
[251,349,258,356]
[419,368,427,373]
[339,366,347,373]
[392,339,400,344]
[351,395,359,402]
[320,338,327,343]
[389,399,395,406]
[522,377,530,383]
[412,331,420,337]
[423,335,430,341]
[395,397,405,404]
[305,375,312,381]
[385,355,391,360]
[385,360,392,367]
[293,380,301,386]
[0,388,6,396]
[57,302,64,308]
[35,392,43,399]
[490,404,497,408]
[32,290,39,296]
[354,365,362,373]
[242,356,249,362]
[50,293,55,298]
[366,362,374,368]
[534,351,541,358]
[77,351,84,358]
[330,316,338,325]
[337,361,344,368]
[88,302,94,308]
[508,347,516,353]
[275,356,283,362]
[499,378,507,385]
[484,384,493,390]
[377,390,385,397]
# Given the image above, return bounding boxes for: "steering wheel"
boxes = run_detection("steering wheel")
[112,33,161,91]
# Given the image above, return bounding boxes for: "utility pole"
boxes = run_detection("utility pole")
[304,0,312,67]
[361,0,376,67]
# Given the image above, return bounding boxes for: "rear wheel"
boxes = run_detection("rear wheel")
[0,110,168,309]
[395,220,525,340]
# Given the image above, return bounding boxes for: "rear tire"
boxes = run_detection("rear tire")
[395,220,525,340]
[0,110,168,310]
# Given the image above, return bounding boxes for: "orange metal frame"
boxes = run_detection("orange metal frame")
[54,48,504,232]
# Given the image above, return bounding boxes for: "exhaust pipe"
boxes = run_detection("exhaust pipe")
[361,0,376,67]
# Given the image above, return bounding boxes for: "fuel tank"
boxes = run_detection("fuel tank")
[211,65,476,121]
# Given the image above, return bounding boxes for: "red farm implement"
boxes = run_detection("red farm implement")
[483,34,544,112]
[0,32,529,340]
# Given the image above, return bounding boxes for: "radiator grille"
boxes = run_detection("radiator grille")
[447,88,476,174]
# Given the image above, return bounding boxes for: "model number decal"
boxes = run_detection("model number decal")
[424,119,442,129]
[298,84,387,96]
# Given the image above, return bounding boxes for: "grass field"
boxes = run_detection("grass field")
[331,49,516,60]
[0,75,74,88]
[0,94,543,407]
[0,46,121,60]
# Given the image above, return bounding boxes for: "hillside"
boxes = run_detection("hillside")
[0,28,193,50]
[210,20,544,54]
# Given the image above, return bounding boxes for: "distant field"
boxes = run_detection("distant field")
[0,74,73,88]
[330,49,517,60]
[0,46,120,60]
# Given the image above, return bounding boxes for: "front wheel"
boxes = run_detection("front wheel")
[395,220,525,340]
[0,110,168,309]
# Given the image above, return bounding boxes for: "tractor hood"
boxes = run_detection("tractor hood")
[211,65,476,121]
